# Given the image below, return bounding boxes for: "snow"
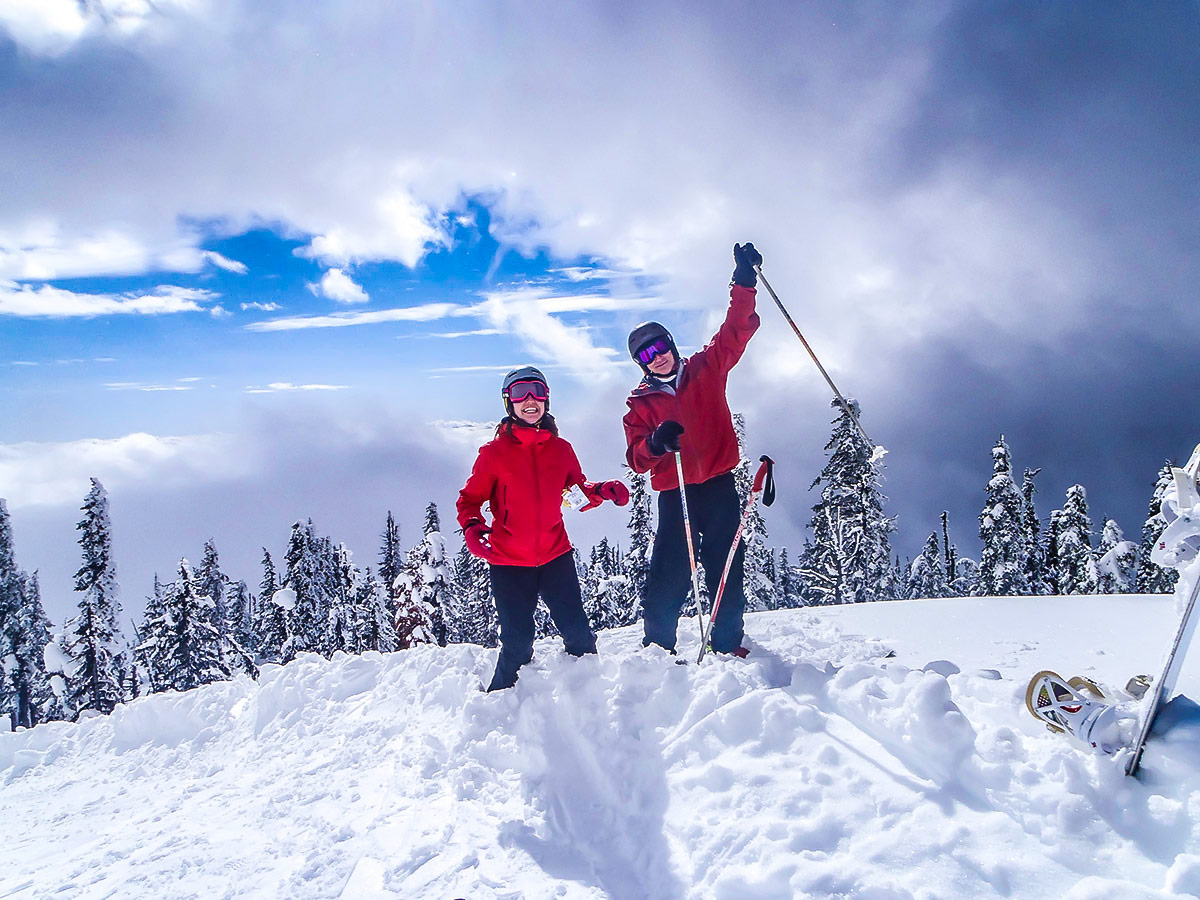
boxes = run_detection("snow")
[271,587,297,610]
[2,597,1199,899]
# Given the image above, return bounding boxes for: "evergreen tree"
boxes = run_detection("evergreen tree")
[397,503,453,646]
[228,580,255,659]
[64,478,125,716]
[584,538,629,631]
[0,498,22,724]
[9,571,55,728]
[378,510,403,618]
[907,532,951,599]
[254,548,288,663]
[1056,484,1099,595]
[798,399,896,604]
[450,544,496,647]
[196,539,228,641]
[327,543,360,655]
[1043,509,1063,595]
[775,548,802,608]
[1021,467,1050,594]
[281,520,334,662]
[974,437,1031,597]
[733,413,774,611]
[1137,461,1180,594]
[621,468,653,625]
[140,559,230,692]
[351,567,397,653]
[952,555,979,597]
[1096,519,1139,594]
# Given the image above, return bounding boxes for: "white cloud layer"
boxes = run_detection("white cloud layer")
[0,282,216,317]
[0,432,242,508]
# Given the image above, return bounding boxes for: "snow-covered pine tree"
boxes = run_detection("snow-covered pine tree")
[1055,484,1099,595]
[64,478,125,716]
[197,539,228,641]
[397,503,453,646]
[775,548,801,608]
[254,548,288,663]
[140,559,230,692]
[1043,510,1063,595]
[281,520,334,662]
[798,399,896,604]
[1096,519,1139,594]
[351,567,396,653]
[621,467,652,625]
[327,542,360,655]
[135,574,167,693]
[378,510,403,619]
[1021,467,1050,595]
[952,555,979,597]
[8,570,56,728]
[0,497,21,724]
[907,533,952,599]
[584,538,628,632]
[227,580,255,659]
[449,544,496,647]
[974,437,1031,597]
[733,413,774,611]
[1137,461,1180,594]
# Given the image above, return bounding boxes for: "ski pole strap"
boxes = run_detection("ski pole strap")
[754,455,776,507]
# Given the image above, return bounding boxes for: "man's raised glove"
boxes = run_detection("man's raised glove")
[732,242,762,288]
[463,520,496,563]
[647,420,684,456]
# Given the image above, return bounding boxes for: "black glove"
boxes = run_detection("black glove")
[732,242,763,288]
[647,420,684,456]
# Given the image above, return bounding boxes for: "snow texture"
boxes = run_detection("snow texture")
[1,597,1199,899]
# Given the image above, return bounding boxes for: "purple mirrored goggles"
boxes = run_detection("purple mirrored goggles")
[636,337,672,365]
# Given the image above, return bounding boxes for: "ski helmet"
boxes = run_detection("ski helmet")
[501,365,550,417]
[627,321,678,373]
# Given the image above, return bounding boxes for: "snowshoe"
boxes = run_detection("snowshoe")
[1025,670,1122,754]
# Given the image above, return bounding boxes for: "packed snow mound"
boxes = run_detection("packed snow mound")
[2,601,1200,900]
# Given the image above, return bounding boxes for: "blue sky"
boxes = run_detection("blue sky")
[2,1,1198,622]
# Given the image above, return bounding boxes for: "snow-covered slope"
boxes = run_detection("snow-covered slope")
[3,598,1200,900]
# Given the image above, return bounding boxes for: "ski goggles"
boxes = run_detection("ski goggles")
[504,379,549,402]
[636,337,672,365]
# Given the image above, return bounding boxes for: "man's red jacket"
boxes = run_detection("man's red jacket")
[456,424,587,567]
[623,284,760,491]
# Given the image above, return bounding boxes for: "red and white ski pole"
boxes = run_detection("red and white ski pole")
[697,455,776,664]
[675,450,707,645]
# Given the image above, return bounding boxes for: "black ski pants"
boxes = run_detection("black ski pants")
[487,550,597,692]
[644,471,746,654]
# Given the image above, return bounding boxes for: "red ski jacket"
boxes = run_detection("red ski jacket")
[623,284,760,491]
[456,424,588,568]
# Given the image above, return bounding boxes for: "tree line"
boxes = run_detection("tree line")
[0,404,1178,728]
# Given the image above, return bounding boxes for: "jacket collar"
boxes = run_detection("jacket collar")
[632,358,687,398]
[509,423,553,445]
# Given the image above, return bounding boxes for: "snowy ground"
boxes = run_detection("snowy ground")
[3,596,1200,900]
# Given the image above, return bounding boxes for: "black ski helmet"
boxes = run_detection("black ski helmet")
[501,365,550,416]
[627,321,678,373]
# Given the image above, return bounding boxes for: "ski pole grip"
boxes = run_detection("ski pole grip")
[753,455,776,507]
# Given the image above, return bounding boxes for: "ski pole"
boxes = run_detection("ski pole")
[697,456,775,664]
[675,450,707,646]
[754,265,886,462]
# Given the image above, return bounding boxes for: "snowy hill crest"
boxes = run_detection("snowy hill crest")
[3,603,1200,900]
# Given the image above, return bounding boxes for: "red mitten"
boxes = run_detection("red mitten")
[579,482,605,512]
[599,480,630,506]
[464,521,496,562]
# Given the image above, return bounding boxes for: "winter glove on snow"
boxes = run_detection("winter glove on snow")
[463,520,496,563]
[647,420,685,456]
[732,242,763,288]
[580,480,631,511]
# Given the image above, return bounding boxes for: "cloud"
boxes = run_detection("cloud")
[241,301,281,312]
[244,302,463,332]
[244,382,350,393]
[202,250,248,274]
[0,282,216,317]
[311,268,369,305]
[104,382,194,392]
[0,431,241,508]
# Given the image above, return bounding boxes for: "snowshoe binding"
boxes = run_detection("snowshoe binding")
[1025,670,1123,754]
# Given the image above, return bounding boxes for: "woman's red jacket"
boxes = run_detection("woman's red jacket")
[456,424,587,568]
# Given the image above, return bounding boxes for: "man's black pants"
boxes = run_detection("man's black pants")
[487,550,597,691]
[644,471,746,654]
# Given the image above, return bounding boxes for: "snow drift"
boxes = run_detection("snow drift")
[2,600,1200,900]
